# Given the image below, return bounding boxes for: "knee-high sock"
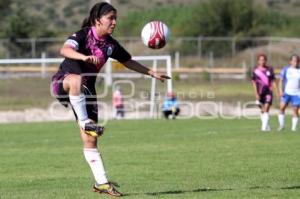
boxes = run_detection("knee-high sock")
[84,148,108,185]
[262,112,269,131]
[69,94,89,128]
[292,117,298,131]
[278,114,285,128]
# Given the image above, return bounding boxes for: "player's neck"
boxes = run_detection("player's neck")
[93,26,108,39]
[96,27,108,38]
[258,65,266,69]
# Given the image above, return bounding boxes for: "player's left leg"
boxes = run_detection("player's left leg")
[81,132,123,197]
[291,96,300,131]
[260,92,272,131]
[278,102,288,131]
[80,100,122,197]
[261,103,271,131]
[291,107,299,131]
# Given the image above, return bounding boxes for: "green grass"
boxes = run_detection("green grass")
[1,118,300,198]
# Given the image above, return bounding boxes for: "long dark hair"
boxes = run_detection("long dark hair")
[81,2,117,28]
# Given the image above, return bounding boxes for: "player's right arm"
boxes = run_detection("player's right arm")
[278,78,284,98]
[252,81,260,101]
[59,29,99,65]
[278,67,287,98]
[60,44,100,65]
[251,69,260,101]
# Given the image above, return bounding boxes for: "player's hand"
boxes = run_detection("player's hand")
[83,55,100,65]
[148,70,171,82]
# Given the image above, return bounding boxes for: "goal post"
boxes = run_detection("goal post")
[106,55,173,118]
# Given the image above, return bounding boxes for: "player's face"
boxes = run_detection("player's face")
[290,56,299,67]
[257,56,267,67]
[97,11,117,35]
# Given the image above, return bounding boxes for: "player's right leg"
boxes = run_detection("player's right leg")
[278,102,288,131]
[260,93,272,131]
[291,95,300,131]
[63,74,104,137]
[261,103,271,131]
[163,110,171,119]
[291,106,299,131]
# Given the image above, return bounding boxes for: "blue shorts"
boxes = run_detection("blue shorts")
[281,94,300,107]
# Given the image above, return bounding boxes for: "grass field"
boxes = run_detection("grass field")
[1,118,300,199]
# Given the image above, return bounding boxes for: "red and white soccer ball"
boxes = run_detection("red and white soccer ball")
[141,21,169,49]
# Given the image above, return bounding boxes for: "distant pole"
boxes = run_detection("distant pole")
[209,51,214,83]
[197,36,202,58]
[41,52,47,78]
[150,60,157,118]
[175,51,180,68]
[104,0,112,87]
[31,38,36,58]
[232,37,236,57]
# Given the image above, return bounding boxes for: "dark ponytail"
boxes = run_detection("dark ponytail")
[81,2,117,28]
[81,17,91,28]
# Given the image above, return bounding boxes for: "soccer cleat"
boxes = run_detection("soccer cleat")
[93,182,123,197]
[84,122,104,137]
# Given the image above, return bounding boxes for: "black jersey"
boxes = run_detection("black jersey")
[56,26,131,88]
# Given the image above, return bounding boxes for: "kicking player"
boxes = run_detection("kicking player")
[278,54,300,131]
[252,54,277,131]
[51,2,169,197]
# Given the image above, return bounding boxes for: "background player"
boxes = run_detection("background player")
[162,92,180,119]
[112,86,124,119]
[51,2,170,197]
[278,54,300,131]
[252,54,277,131]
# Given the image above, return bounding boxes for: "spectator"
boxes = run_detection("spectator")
[112,87,124,119]
[162,92,180,119]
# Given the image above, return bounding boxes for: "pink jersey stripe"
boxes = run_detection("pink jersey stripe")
[254,68,269,86]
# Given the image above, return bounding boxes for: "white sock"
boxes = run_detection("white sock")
[292,117,298,131]
[260,113,263,129]
[278,114,285,128]
[262,112,269,131]
[84,148,108,185]
[69,94,89,128]
[260,113,263,122]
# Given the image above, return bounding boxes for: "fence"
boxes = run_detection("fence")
[1,36,300,70]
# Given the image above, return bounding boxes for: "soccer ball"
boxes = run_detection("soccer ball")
[141,21,169,49]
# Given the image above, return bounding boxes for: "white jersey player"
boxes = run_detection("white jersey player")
[278,54,300,131]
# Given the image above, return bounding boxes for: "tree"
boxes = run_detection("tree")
[2,2,55,57]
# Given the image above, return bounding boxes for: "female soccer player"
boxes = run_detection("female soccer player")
[251,54,277,131]
[51,2,169,197]
[278,54,300,131]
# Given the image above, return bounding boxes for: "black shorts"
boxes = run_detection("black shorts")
[259,91,273,105]
[51,72,98,122]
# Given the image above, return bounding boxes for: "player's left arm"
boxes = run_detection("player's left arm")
[123,59,171,82]
[110,39,170,82]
